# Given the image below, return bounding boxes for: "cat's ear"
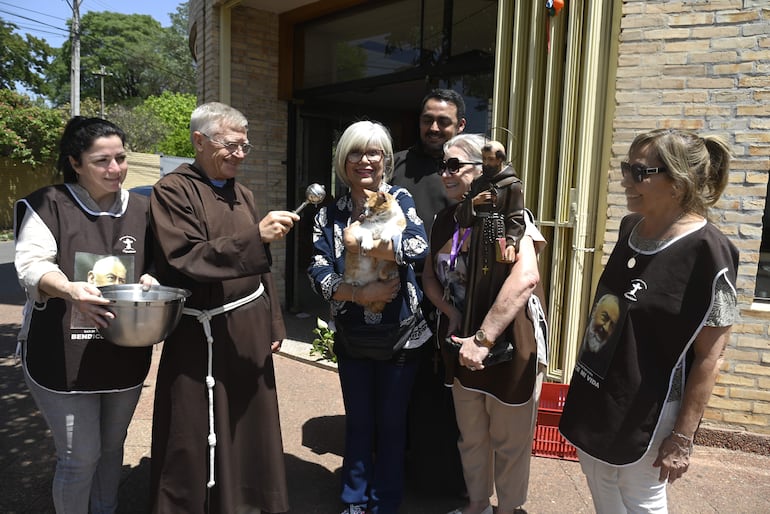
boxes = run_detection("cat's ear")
[363,189,375,199]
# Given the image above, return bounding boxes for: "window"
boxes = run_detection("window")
[298,0,497,90]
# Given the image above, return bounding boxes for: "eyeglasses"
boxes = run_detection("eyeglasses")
[438,157,482,175]
[420,115,455,129]
[201,133,253,156]
[347,149,384,163]
[620,161,667,182]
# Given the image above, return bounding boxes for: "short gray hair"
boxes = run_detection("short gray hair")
[443,133,487,163]
[189,102,248,143]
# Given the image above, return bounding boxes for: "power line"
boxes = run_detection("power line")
[0,8,69,33]
[2,10,189,82]
[0,1,68,22]
[3,2,193,91]
[2,21,68,39]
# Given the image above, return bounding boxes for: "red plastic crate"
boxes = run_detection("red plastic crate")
[539,381,569,411]
[532,382,578,461]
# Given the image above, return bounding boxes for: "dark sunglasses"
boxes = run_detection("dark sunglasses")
[438,158,483,175]
[620,161,667,182]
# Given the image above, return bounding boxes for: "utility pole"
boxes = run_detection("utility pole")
[93,66,113,118]
[69,0,81,116]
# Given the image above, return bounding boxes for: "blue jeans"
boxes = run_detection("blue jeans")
[337,354,419,514]
[24,366,142,514]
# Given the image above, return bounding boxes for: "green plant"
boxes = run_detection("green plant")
[310,317,336,363]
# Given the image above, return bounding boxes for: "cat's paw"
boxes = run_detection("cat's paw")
[359,236,375,252]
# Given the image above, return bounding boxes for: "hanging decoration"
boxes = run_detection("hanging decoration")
[546,0,566,52]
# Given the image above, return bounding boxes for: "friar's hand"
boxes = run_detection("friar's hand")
[259,210,300,242]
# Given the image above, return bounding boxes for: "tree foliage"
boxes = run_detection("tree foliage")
[1,2,196,166]
[140,92,196,157]
[158,3,197,94]
[0,90,63,166]
[0,20,53,96]
[106,92,195,157]
[47,6,195,107]
[107,105,169,153]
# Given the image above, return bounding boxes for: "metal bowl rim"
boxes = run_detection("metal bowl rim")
[99,284,191,305]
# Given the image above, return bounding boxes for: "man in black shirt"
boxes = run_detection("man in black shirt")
[393,89,467,499]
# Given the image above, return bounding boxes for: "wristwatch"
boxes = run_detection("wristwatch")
[474,329,495,348]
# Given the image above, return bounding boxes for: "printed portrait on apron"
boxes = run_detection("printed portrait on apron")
[575,288,627,384]
[70,252,135,330]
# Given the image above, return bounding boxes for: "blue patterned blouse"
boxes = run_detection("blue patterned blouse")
[307,183,432,349]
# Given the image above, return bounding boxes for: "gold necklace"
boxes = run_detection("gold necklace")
[627,211,687,269]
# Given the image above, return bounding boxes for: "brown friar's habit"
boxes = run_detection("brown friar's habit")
[149,164,289,514]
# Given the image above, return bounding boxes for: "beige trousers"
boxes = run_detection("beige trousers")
[451,371,543,510]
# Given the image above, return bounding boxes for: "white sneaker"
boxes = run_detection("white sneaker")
[341,504,367,514]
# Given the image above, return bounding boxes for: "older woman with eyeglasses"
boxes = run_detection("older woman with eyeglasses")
[422,134,549,514]
[308,120,430,514]
[560,128,738,513]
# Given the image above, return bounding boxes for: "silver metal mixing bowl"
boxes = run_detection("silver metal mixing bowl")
[98,284,191,347]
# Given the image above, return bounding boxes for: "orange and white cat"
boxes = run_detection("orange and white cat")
[344,189,406,313]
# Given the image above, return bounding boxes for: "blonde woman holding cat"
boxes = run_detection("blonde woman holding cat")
[421,133,548,514]
[308,120,430,514]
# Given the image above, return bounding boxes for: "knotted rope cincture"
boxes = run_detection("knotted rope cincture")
[182,283,264,489]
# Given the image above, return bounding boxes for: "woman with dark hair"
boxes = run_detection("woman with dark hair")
[15,116,156,513]
[560,128,739,512]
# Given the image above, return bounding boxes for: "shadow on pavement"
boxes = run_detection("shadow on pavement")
[302,415,345,458]
[284,453,342,514]
[117,457,151,514]
[0,321,56,514]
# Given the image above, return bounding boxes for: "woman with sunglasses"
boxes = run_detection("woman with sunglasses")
[308,120,430,514]
[560,129,738,513]
[421,134,548,514]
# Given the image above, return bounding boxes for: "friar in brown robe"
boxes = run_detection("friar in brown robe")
[149,102,298,514]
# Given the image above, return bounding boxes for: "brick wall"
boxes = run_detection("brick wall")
[610,2,770,434]
[229,7,290,298]
[189,1,290,301]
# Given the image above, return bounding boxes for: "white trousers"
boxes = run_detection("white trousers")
[577,400,680,514]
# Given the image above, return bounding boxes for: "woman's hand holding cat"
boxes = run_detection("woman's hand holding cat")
[358,277,400,304]
[343,225,389,258]
[343,224,363,253]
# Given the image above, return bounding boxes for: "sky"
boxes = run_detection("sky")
[1,0,183,48]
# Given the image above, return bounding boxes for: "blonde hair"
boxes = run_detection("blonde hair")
[333,120,394,187]
[628,128,731,217]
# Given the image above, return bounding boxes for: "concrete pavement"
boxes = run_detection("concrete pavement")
[1,240,770,513]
